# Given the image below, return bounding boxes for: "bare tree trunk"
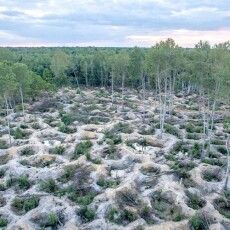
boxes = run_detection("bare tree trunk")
[142,72,146,101]
[159,76,167,139]
[85,62,89,87]
[19,86,25,122]
[4,95,11,145]
[121,73,125,110]
[224,136,230,191]
[73,68,80,90]
[111,71,114,104]
[201,94,207,160]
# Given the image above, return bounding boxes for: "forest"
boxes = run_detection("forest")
[0,39,229,229]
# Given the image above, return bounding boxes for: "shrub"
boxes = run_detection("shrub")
[6,175,31,190]
[213,191,230,219]
[139,205,155,224]
[217,146,227,155]
[0,217,8,227]
[40,178,57,193]
[78,206,95,223]
[0,139,8,149]
[70,191,96,205]
[20,124,28,129]
[186,192,206,210]
[116,189,139,208]
[186,123,202,133]
[107,208,119,223]
[21,147,35,156]
[46,213,59,227]
[104,130,122,145]
[190,143,201,158]
[12,127,28,139]
[187,133,200,140]
[50,145,65,155]
[60,113,74,125]
[202,170,222,182]
[58,123,76,134]
[112,122,133,134]
[11,196,39,215]
[138,126,155,135]
[164,124,181,138]
[59,165,77,182]
[97,177,119,188]
[73,140,93,159]
[189,214,209,230]
[18,175,31,190]
[121,209,137,223]
[0,169,5,178]
[151,191,185,221]
[31,122,41,129]
[202,158,224,167]
[211,139,225,145]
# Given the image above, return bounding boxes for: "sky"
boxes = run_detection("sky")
[0,0,229,47]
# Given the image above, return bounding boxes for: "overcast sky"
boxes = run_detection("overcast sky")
[0,0,229,47]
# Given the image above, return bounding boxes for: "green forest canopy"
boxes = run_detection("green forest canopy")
[0,39,229,105]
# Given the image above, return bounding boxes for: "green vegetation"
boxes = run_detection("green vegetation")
[189,214,209,230]
[78,206,95,223]
[0,139,8,149]
[11,196,39,215]
[20,147,35,156]
[186,192,206,210]
[40,178,57,193]
[202,170,222,182]
[49,145,66,155]
[97,177,120,188]
[0,217,8,228]
[214,191,230,219]
[73,140,93,159]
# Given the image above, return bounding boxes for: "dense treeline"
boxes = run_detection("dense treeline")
[0,39,229,97]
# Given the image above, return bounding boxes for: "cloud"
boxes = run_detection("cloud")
[0,0,229,47]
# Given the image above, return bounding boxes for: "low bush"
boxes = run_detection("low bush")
[213,191,230,219]
[73,140,93,159]
[59,165,77,182]
[49,145,65,155]
[186,123,203,133]
[58,123,76,134]
[97,177,120,188]
[6,175,31,190]
[106,207,137,225]
[0,139,8,149]
[164,124,181,138]
[40,178,57,193]
[202,170,222,182]
[104,130,122,145]
[60,113,75,125]
[186,191,206,210]
[187,133,201,140]
[216,146,227,155]
[151,191,185,221]
[31,122,41,129]
[21,147,35,156]
[78,206,95,223]
[190,143,201,158]
[112,122,133,134]
[11,196,39,215]
[12,127,28,139]
[0,216,8,228]
[189,213,209,230]
[138,126,155,135]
